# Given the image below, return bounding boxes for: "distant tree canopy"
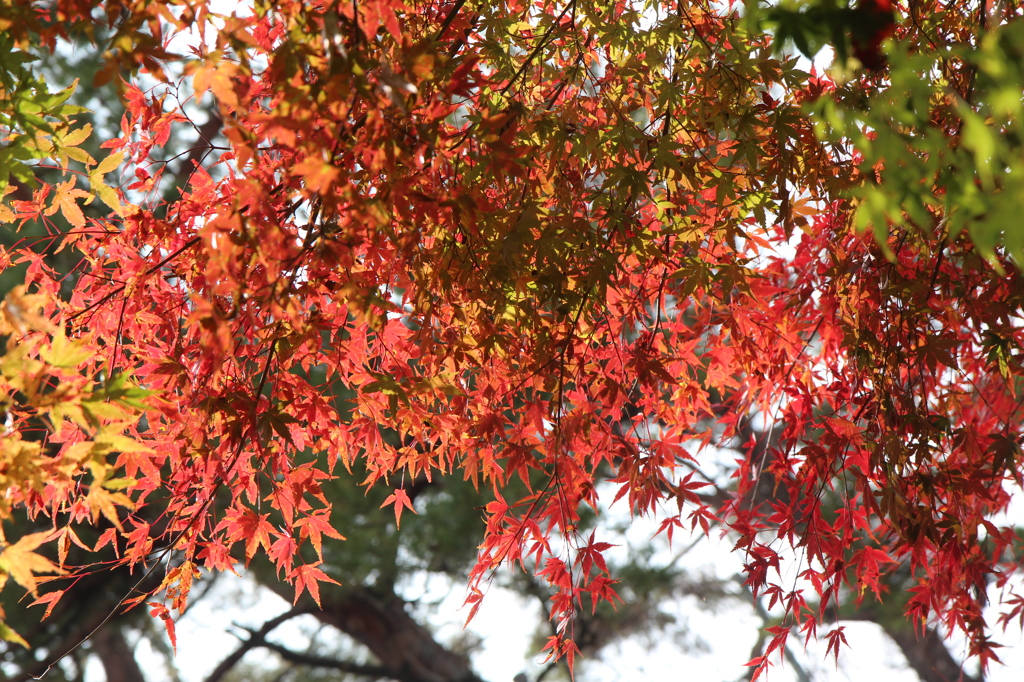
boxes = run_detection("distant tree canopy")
[2,1,1024,680]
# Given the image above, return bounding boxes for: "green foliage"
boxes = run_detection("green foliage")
[828,22,1023,260]
[764,2,1024,263]
[0,35,89,193]
[757,0,854,62]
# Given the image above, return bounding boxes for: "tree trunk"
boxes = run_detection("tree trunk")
[91,626,147,682]
[268,582,483,682]
[884,624,981,682]
[835,604,980,682]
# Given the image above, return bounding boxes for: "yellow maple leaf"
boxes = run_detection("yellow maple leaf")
[51,178,92,229]
[0,532,66,597]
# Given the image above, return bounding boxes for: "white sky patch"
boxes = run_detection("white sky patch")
[165,0,256,57]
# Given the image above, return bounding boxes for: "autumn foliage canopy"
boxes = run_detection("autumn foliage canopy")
[2,0,1024,676]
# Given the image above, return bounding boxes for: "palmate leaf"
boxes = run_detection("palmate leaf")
[2,1,1024,678]
[0,621,29,649]
[289,563,340,608]
[0,52,90,192]
[380,488,417,529]
[0,532,66,598]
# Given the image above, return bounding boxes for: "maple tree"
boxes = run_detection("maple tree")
[3,0,1024,679]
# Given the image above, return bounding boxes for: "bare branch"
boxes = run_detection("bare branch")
[203,607,312,682]
[258,639,392,680]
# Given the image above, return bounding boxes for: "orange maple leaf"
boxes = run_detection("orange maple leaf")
[380,488,417,529]
[289,563,340,608]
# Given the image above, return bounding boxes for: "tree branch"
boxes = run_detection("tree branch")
[259,583,484,682]
[258,639,392,680]
[203,607,312,682]
[433,0,467,41]
[744,582,811,682]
